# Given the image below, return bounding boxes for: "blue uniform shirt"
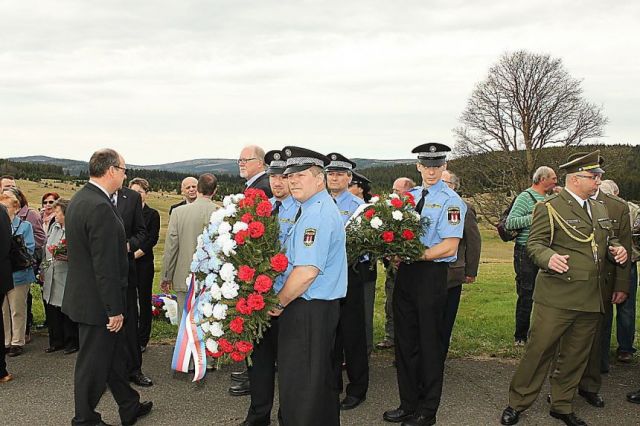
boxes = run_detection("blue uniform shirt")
[270,195,299,245]
[409,179,466,263]
[333,189,363,225]
[275,190,347,300]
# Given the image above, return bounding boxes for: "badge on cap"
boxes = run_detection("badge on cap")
[285,148,292,157]
[274,152,281,160]
[447,207,461,225]
[303,228,316,246]
[331,154,337,160]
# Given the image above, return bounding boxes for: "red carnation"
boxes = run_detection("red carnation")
[210,350,224,358]
[364,208,375,220]
[402,229,415,240]
[270,253,289,272]
[248,221,266,238]
[256,200,273,217]
[235,298,253,315]
[247,293,266,311]
[238,265,256,282]
[381,231,395,243]
[229,317,245,334]
[238,197,255,208]
[230,351,246,362]
[244,188,267,200]
[235,340,253,354]
[218,338,234,353]
[234,230,249,245]
[390,198,403,208]
[254,275,273,293]
[241,213,254,223]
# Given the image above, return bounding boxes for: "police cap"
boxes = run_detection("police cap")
[350,171,371,186]
[325,152,356,172]
[412,142,451,167]
[265,150,287,175]
[282,146,330,175]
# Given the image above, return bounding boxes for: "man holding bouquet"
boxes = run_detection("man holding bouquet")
[268,146,347,426]
[383,143,466,426]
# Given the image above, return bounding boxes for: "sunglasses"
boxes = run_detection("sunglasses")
[43,200,56,205]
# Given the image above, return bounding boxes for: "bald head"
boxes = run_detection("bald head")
[392,177,415,195]
[181,176,198,203]
[442,170,460,191]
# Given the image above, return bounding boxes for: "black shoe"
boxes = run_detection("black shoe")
[549,411,587,426]
[122,401,153,426]
[63,346,79,355]
[401,414,436,426]
[383,408,415,423]
[229,379,251,396]
[129,372,153,387]
[578,389,604,408]
[95,421,114,426]
[500,406,520,425]
[239,420,270,426]
[7,346,24,357]
[627,389,640,404]
[45,346,63,353]
[547,393,551,403]
[230,369,249,382]
[340,395,365,410]
[140,345,146,353]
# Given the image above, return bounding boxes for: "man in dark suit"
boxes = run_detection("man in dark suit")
[113,185,153,387]
[239,145,273,198]
[0,204,14,383]
[168,176,198,215]
[62,149,152,426]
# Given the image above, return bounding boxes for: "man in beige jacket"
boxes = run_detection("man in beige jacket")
[160,173,218,322]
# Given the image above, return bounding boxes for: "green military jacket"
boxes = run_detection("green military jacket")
[595,191,631,298]
[526,189,621,313]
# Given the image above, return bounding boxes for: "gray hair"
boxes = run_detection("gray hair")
[53,198,70,214]
[89,149,120,178]
[532,166,555,184]
[600,179,619,196]
[447,172,461,190]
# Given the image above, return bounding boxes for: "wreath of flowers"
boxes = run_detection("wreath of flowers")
[152,293,177,322]
[346,192,425,264]
[189,188,288,364]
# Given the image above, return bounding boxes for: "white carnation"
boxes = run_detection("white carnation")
[219,263,236,282]
[389,193,400,199]
[220,281,239,299]
[224,204,237,217]
[209,321,224,337]
[205,338,219,354]
[370,217,383,229]
[201,302,213,318]
[414,212,421,220]
[355,216,362,225]
[212,303,228,320]
[369,196,380,203]
[222,239,237,256]
[218,221,232,235]
[233,221,249,233]
[223,195,234,207]
[392,210,403,221]
[209,284,223,301]
[232,194,245,203]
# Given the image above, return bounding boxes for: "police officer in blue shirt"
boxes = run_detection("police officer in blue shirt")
[239,149,300,426]
[383,143,466,426]
[269,146,347,426]
[325,152,370,411]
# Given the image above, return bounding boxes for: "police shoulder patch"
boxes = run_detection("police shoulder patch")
[303,228,317,246]
[447,207,461,225]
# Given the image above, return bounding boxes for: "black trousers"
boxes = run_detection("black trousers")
[246,318,279,425]
[334,265,369,398]
[135,258,154,348]
[393,261,448,418]
[73,323,140,426]
[45,302,78,349]
[514,244,538,341]
[442,285,462,357]
[278,298,340,426]
[0,293,7,378]
[124,285,143,375]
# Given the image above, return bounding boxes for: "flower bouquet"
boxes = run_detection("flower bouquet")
[346,192,425,265]
[173,188,287,376]
[40,238,67,270]
[152,293,178,324]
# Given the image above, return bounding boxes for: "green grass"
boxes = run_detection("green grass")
[21,179,640,359]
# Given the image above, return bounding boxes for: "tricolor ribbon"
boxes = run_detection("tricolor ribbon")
[171,273,208,381]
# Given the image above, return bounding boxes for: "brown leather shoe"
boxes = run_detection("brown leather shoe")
[376,339,394,349]
[0,373,13,383]
[618,352,633,363]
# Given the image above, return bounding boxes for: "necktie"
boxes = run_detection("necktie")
[294,207,302,222]
[110,193,117,207]
[415,188,429,214]
[272,200,282,217]
[582,200,591,219]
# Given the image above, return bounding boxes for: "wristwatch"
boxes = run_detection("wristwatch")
[275,302,286,311]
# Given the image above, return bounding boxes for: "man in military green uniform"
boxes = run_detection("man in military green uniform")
[500,151,628,426]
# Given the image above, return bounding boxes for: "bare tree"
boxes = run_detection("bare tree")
[454,50,607,223]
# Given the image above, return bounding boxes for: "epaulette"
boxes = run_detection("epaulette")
[543,193,560,203]
[602,192,628,206]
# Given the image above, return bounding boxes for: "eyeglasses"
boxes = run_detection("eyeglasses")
[113,165,128,174]
[576,174,601,181]
[237,158,257,164]
[43,200,56,205]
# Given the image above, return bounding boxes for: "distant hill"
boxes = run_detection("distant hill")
[7,155,413,176]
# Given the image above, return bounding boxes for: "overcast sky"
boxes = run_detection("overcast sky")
[1,0,638,165]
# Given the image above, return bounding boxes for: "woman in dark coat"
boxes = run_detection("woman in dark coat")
[0,204,14,382]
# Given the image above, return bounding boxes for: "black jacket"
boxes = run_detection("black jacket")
[137,204,160,263]
[116,187,147,288]
[62,183,128,325]
[0,205,14,295]
[247,172,273,198]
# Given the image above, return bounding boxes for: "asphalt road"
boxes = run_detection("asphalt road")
[1,334,639,425]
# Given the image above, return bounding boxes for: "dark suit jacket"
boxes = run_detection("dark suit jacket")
[169,200,186,216]
[62,183,128,325]
[247,172,273,198]
[448,202,482,288]
[137,204,160,263]
[0,205,14,295]
[116,187,147,288]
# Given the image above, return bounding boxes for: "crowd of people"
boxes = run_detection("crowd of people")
[0,144,639,426]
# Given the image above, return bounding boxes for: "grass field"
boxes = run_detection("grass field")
[17,179,639,359]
